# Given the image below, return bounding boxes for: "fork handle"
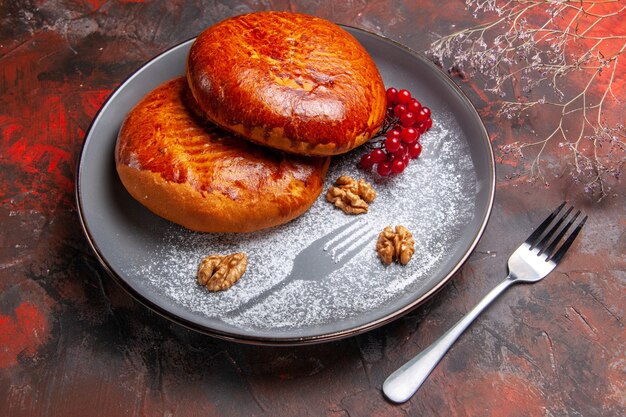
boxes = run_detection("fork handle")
[383,275,516,403]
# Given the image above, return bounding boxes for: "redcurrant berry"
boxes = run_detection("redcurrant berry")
[393,104,407,118]
[396,89,412,104]
[370,148,386,163]
[377,161,392,176]
[400,112,416,127]
[396,142,408,157]
[407,98,421,114]
[408,141,422,159]
[385,136,401,153]
[359,153,375,169]
[417,122,427,134]
[425,118,433,130]
[417,107,431,122]
[391,159,406,174]
[400,127,419,143]
[386,129,401,140]
[386,88,398,105]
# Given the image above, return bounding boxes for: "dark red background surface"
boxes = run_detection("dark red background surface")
[1,1,624,416]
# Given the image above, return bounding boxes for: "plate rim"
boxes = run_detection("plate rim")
[75,25,496,346]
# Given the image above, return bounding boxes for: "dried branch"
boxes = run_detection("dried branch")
[429,0,625,199]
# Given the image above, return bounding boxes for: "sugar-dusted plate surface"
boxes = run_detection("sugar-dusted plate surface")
[76,27,495,345]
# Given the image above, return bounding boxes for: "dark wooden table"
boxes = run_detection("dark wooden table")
[1,1,624,416]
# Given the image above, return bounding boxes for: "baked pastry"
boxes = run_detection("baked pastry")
[115,77,330,233]
[186,11,386,156]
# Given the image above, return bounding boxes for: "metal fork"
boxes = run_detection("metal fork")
[383,202,587,403]
[234,218,377,312]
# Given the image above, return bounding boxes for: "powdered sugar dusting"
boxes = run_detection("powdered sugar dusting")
[131,112,477,333]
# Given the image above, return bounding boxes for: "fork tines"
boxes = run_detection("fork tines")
[325,221,377,263]
[526,202,588,263]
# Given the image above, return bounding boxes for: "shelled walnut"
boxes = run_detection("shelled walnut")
[326,175,376,214]
[197,252,247,291]
[376,225,415,266]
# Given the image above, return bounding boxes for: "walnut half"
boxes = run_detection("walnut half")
[376,225,415,266]
[326,175,376,215]
[197,252,247,291]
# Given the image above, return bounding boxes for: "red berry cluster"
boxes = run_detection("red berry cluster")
[359,88,433,176]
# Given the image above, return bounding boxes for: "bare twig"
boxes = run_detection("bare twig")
[429,0,625,199]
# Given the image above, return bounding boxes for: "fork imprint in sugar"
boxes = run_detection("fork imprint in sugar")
[323,219,378,263]
[234,219,376,312]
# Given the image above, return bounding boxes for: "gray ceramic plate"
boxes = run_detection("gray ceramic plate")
[76,27,495,345]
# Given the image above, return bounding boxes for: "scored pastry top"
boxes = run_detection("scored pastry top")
[186,11,387,156]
